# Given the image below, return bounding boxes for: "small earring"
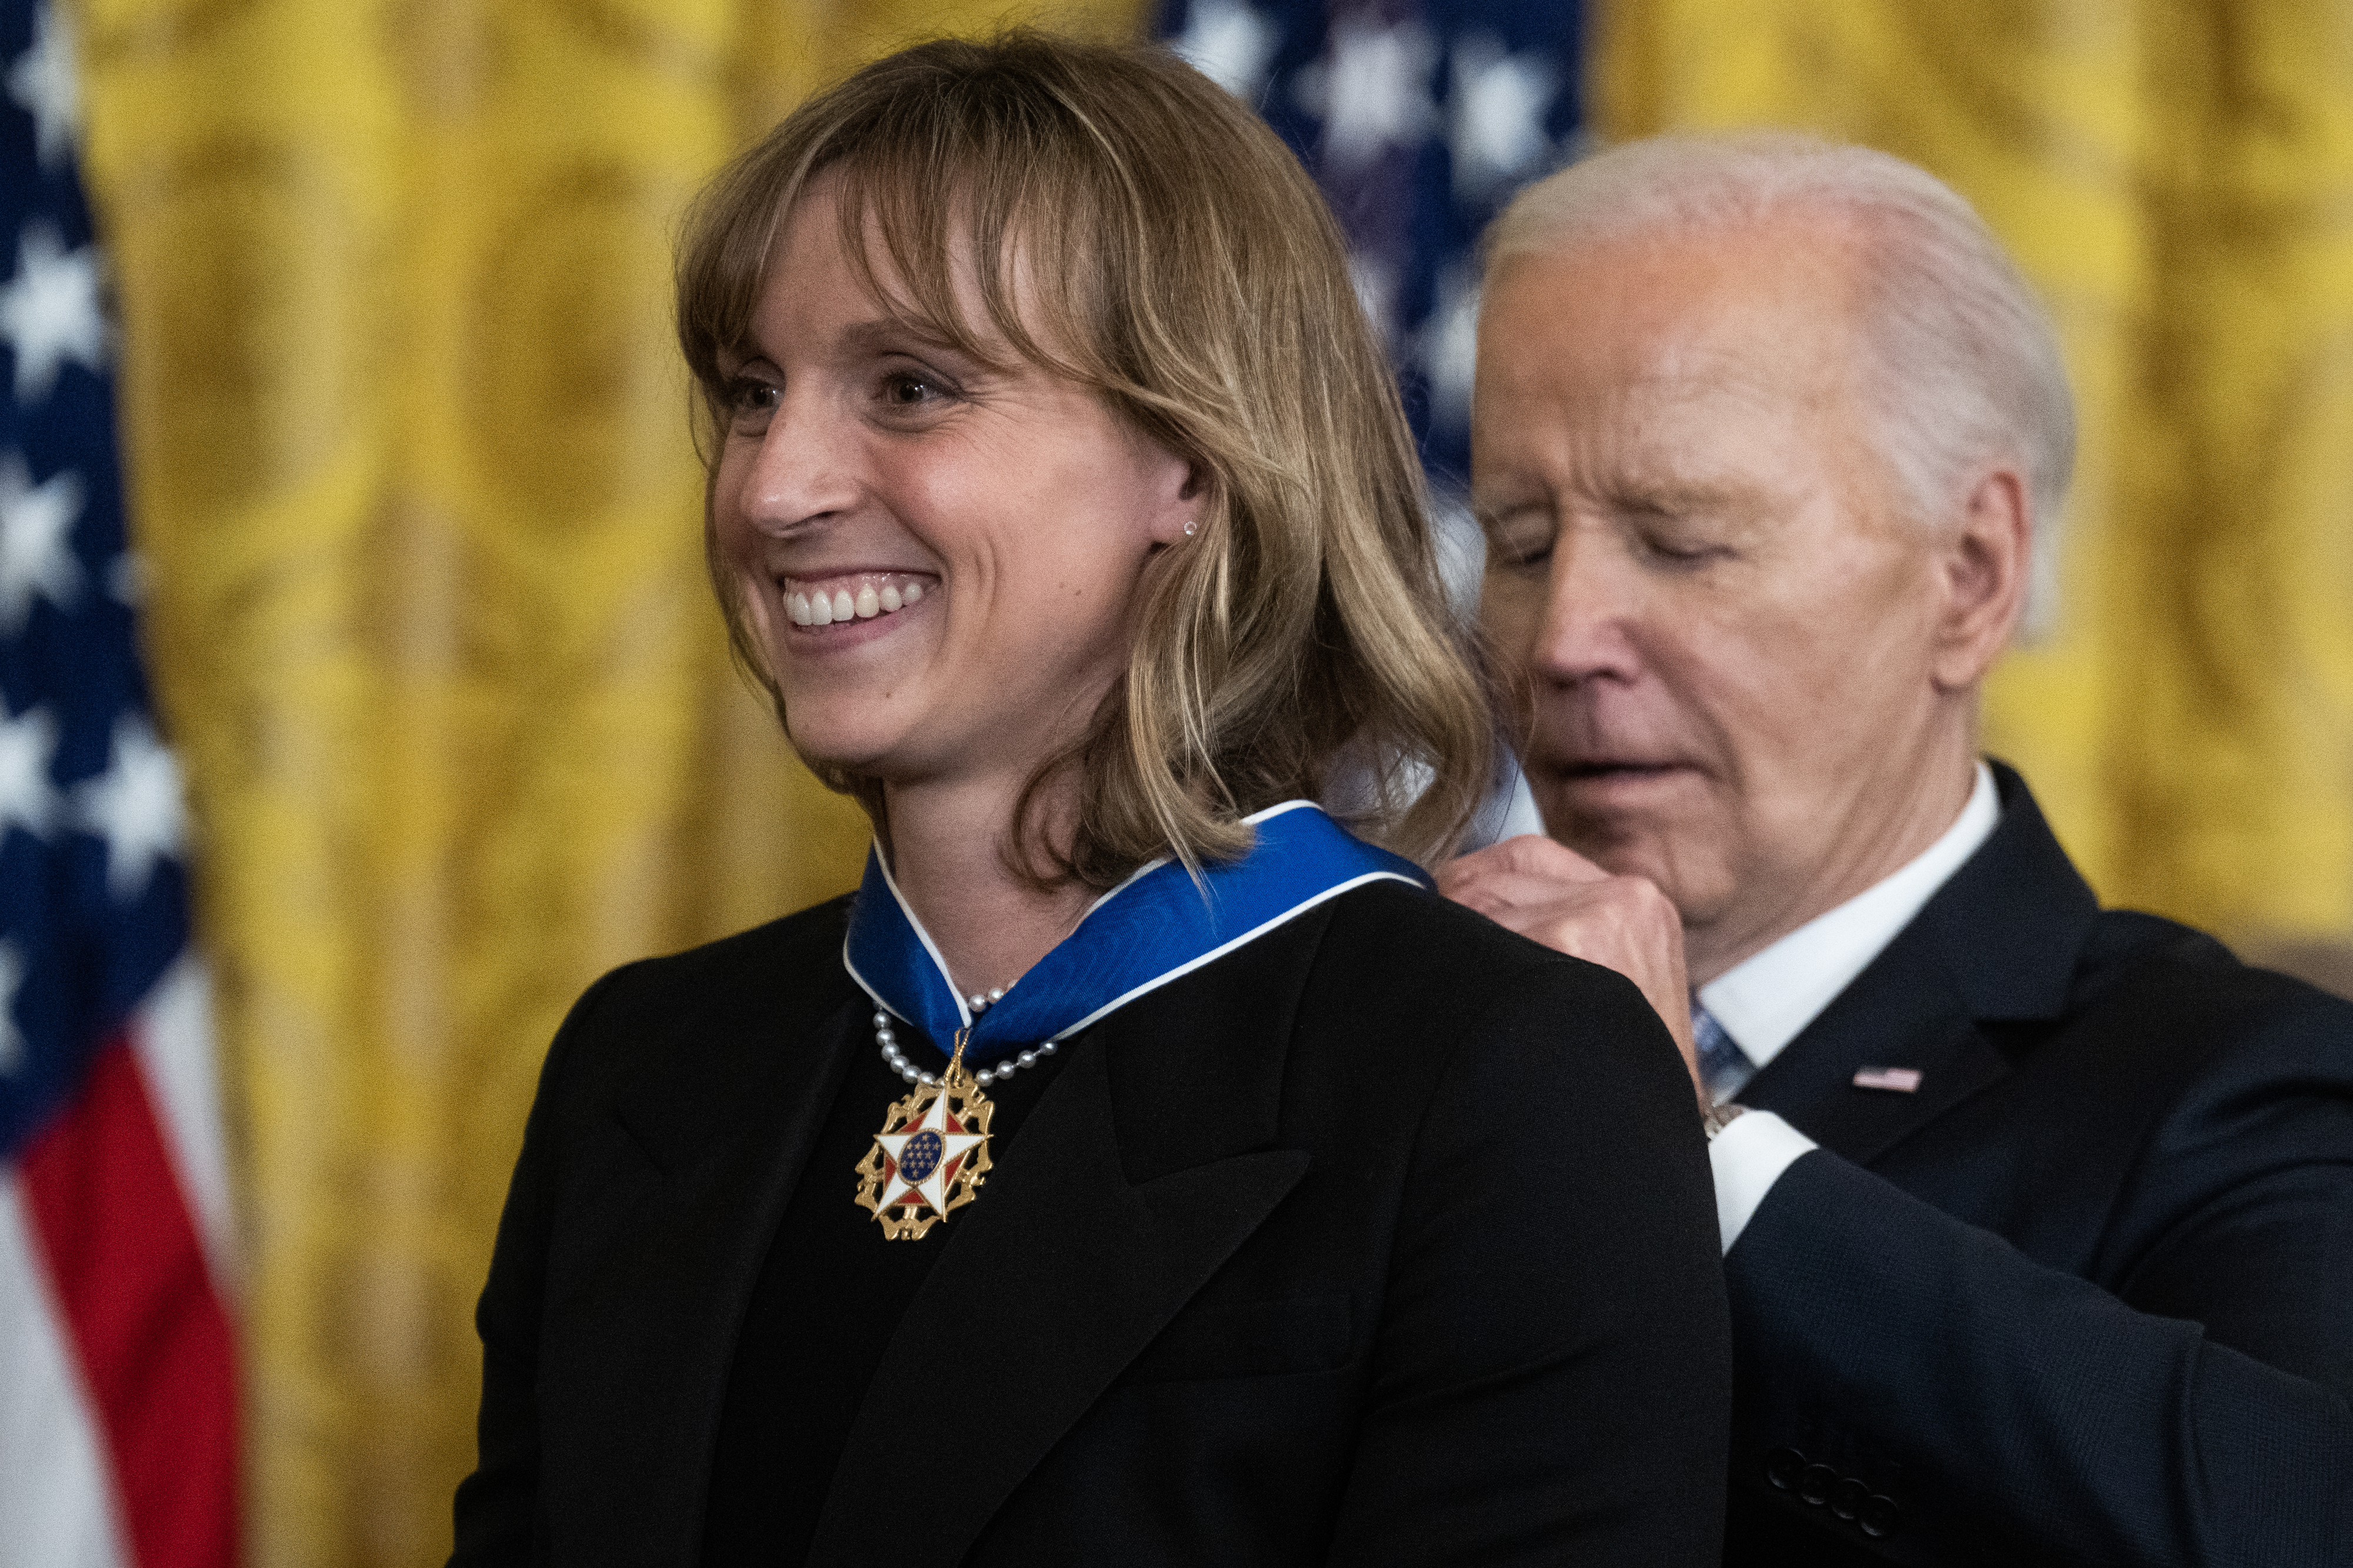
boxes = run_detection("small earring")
[1182,519,1198,537]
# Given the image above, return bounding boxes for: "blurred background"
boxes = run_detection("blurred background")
[12,0,2352,1562]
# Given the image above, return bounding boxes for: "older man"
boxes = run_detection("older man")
[1443,135,2353,1566]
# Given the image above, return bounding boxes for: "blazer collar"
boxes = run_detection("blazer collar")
[806,903,1327,1567]
[1739,761,2100,1165]
[550,907,871,1568]
[1913,761,2100,1020]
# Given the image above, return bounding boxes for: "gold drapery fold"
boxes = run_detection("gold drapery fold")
[74,1,1142,1563]
[1595,0,2353,943]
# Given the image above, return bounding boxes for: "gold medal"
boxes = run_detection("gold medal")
[854,1027,994,1239]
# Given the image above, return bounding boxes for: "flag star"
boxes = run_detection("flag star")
[0,451,82,633]
[1348,251,1399,346]
[1172,0,1279,102]
[0,699,58,839]
[7,3,76,170]
[1297,19,1438,172]
[75,713,185,901]
[0,939,23,1073]
[1,222,105,403]
[1448,35,1557,203]
[1414,262,1480,432]
[873,1088,985,1217]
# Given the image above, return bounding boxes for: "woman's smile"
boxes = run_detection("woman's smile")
[782,571,934,630]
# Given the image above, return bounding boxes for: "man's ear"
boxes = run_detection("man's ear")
[1932,465,2031,691]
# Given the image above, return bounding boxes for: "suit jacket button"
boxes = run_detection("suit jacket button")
[1858,1494,1901,1538]
[1829,1476,1869,1520]
[1797,1464,1838,1506]
[1764,1447,1807,1490]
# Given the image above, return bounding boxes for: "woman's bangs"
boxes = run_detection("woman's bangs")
[825,142,1102,387]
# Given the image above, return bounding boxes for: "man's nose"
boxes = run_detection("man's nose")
[735,391,859,536]
[1533,528,1644,685]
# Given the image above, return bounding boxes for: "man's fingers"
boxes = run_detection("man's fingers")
[1438,836,1621,918]
[1440,850,1701,1106]
[1454,870,1681,939]
[1442,869,1597,920]
[1439,833,1614,895]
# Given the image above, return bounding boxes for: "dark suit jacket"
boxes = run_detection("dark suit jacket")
[451,880,1732,1566]
[1724,763,2353,1566]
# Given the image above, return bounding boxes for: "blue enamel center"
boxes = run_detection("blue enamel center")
[897,1129,944,1185]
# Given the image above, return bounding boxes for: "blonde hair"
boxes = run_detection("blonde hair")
[676,31,1491,886]
[1489,133,2075,532]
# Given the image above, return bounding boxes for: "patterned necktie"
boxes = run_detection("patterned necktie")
[1692,1001,1755,1106]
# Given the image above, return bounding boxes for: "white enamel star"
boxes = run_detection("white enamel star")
[872,1087,985,1217]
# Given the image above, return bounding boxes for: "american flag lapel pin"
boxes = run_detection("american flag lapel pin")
[1852,1066,1923,1093]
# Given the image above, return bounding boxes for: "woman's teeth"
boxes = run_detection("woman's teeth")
[786,578,924,627]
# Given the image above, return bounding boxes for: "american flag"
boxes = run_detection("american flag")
[0,2,237,1563]
[1156,0,1578,842]
[1156,0,1587,495]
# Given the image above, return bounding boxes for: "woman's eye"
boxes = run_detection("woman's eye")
[725,376,779,417]
[880,373,938,407]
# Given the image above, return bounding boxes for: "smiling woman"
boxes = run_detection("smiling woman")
[677,32,1494,891]
[698,169,1214,878]
[450,31,1733,1568]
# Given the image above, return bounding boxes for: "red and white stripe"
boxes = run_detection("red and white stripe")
[1,958,237,1568]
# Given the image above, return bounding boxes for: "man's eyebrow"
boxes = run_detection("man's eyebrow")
[1607,479,1751,517]
[1469,495,1549,531]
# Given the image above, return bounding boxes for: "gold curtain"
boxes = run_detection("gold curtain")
[1595,1,2353,945]
[72,1,1144,1563]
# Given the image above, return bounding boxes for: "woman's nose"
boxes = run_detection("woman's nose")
[735,391,859,536]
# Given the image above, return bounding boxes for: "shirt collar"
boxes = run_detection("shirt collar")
[1698,760,1998,1070]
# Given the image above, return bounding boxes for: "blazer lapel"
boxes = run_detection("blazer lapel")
[1739,931,2011,1167]
[1738,762,2097,1169]
[806,916,1324,1568]
[542,956,867,1568]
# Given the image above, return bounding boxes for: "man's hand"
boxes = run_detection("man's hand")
[1439,835,1705,1108]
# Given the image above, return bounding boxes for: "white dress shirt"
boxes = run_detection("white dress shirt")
[1704,762,2000,1252]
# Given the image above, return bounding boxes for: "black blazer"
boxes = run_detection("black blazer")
[452,880,1732,1566]
[1722,763,2353,1566]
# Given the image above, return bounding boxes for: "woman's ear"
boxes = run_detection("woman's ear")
[1143,453,1210,546]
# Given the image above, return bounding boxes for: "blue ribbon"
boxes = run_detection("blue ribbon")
[842,801,1431,1065]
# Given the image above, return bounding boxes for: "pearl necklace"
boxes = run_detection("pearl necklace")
[874,987,1057,1089]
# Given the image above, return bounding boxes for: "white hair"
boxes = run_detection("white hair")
[1487,132,2075,533]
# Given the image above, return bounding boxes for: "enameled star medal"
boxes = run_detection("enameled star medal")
[854,1027,994,1239]
[843,805,1431,1237]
